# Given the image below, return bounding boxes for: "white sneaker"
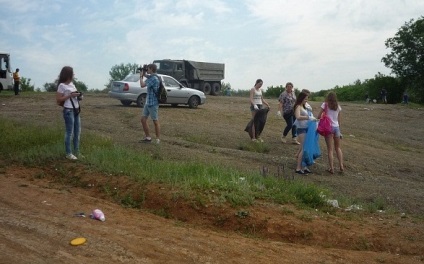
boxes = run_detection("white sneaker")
[155,139,160,144]
[66,154,78,160]
[257,137,264,143]
[281,136,287,143]
[292,137,300,145]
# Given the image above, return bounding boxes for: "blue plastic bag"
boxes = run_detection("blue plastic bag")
[302,121,321,167]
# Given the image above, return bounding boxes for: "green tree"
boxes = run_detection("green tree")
[73,79,88,92]
[43,78,88,92]
[382,16,424,103]
[365,73,401,103]
[20,77,35,92]
[264,85,284,98]
[106,63,139,90]
[43,82,57,92]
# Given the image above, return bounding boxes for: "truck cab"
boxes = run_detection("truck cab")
[0,52,13,92]
[154,60,187,85]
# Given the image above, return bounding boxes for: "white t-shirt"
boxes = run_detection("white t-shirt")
[295,106,309,128]
[252,88,262,105]
[321,102,341,127]
[57,82,79,109]
[305,102,313,117]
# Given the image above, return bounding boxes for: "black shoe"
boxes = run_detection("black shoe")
[295,170,306,175]
[139,138,152,143]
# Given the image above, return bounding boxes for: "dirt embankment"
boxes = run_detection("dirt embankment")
[0,93,423,263]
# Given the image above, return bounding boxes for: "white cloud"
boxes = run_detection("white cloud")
[1,0,423,91]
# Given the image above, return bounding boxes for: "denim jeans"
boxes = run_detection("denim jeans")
[283,112,297,138]
[63,108,81,155]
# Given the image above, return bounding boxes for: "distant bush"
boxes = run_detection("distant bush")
[314,74,403,103]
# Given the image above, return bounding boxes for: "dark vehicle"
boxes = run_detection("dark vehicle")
[153,59,225,95]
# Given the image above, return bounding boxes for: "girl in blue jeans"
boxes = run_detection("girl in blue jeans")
[56,66,82,160]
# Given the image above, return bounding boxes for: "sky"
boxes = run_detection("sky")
[1,0,423,92]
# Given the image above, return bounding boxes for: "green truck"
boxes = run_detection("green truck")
[153,59,225,95]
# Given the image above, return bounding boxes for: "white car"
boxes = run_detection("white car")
[108,73,206,108]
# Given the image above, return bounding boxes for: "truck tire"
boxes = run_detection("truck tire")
[211,83,221,95]
[202,82,212,95]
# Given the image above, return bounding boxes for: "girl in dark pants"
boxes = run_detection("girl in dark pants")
[249,79,270,142]
[277,82,299,145]
[13,68,20,95]
[283,111,297,142]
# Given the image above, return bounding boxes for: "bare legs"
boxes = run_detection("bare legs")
[141,117,160,140]
[325,135,344,173]
[295,133,306,171]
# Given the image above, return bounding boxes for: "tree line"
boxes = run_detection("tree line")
[18,16,424,104]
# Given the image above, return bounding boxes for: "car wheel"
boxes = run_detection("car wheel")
[202,82,211,95]
[171,104,178,107]
[210,83,220,96]
[188,96,200,109]
[120,100,132,106]
[137,94,146,107]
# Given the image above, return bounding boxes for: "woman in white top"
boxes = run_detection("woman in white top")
[294,92,316,174]
[56,66,82,160]
[249,79,270,142]
[316,92,344,174]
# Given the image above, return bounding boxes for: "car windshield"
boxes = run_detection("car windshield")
[123,74,140,82]
[162,76,181,87]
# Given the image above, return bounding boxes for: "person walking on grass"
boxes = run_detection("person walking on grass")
[277,82,300,145]
[56,66,82,160]
[316,92,344,174]
[249,79,270,142]
[294,92,317,174]
[139,64,161,144]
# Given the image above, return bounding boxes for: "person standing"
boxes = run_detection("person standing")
[139,64,161,144]
[13,68,20,95]
[380,88,387,104]
[56,66,82,160]
[402,92,409,104]
[316,92,344,174]
[293,92,316,174]
[249,79,270,142]
[277,82,299,144]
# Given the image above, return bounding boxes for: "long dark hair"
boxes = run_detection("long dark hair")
[57,66,74,88]
[326,92,339,111]
[293,92,308,111]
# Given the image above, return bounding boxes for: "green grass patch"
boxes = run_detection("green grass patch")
[0,117,330,210]
[237,141,270,153]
